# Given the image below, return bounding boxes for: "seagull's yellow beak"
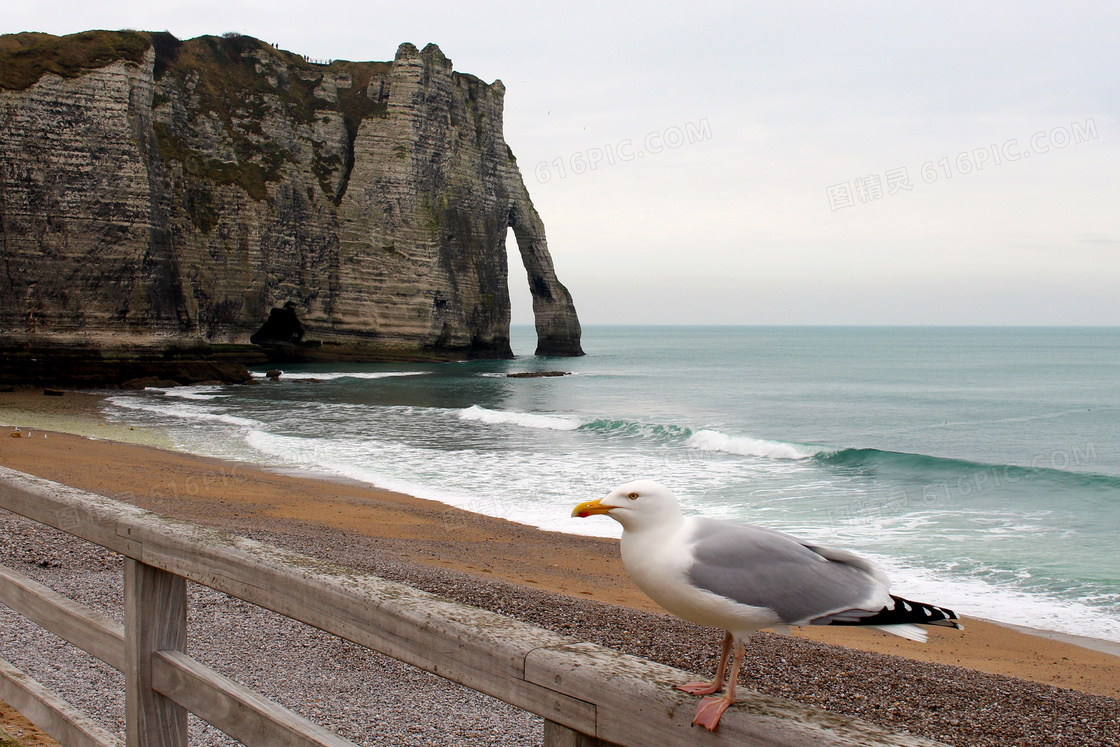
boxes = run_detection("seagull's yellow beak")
[571,498,613,518]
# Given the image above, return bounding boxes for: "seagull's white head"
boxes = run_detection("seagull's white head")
[571,480,685,532]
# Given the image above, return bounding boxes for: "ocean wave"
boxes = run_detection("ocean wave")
[267,371,428,381]
[686,430,819,460]
[579,418,694,441]
[813,447,1120,489]
[657,428,1120,490]
[457,405,583,431]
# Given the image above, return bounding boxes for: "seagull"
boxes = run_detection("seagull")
[571,480,962,731]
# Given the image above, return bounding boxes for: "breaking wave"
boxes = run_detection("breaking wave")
[457,405,583,431]
[686,429,819,460]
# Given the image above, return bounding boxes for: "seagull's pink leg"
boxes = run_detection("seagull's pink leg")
[692,638,746,731]
[675,631,733,695]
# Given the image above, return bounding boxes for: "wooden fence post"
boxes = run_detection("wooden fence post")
[124,559,187,747]
[543,720,616,747]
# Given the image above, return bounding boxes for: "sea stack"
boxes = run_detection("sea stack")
[0,31,583,386]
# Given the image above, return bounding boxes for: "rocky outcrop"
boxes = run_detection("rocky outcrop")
[0,31,582,384]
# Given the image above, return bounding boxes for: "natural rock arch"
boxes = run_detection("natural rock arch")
[506,197,583,357]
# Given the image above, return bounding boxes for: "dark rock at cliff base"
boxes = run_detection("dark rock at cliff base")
[0,344,256,388]
[0,31,583,386]
[506,371,569,378]
[121,377,180,389]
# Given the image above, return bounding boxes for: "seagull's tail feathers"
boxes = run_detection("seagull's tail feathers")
[813,595,964,634]
[871,624,927,642]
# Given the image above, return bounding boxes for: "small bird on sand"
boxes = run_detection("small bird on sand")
[571,480,962,731]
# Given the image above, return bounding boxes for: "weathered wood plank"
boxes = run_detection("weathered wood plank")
[124,559,187,747]
[0,467,143,556]
[151,649,357,747]
[0,655,122,747]
[525,643,946,747]
[0,562,125,671]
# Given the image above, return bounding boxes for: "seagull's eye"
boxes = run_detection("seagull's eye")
[628,492,639,500]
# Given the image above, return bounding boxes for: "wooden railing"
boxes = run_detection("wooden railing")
[0,466,943,746]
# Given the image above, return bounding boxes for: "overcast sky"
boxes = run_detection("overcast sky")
[8,2,1119,325]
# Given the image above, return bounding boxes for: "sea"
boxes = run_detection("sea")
[100,326,1120,643]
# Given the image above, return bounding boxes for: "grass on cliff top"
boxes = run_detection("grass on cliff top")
[148,34,394,204]
[152,34,391,203]
[164,34,390,133]
[0,30,150,90]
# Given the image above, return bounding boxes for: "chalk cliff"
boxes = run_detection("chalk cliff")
[0,31,582,385]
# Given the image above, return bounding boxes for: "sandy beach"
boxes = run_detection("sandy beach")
[2,389,1119,745]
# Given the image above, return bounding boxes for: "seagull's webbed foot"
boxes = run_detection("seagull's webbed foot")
[676,680,723,696]
[688,636,746,731]
[675,631,733,696]
[692,694,734,731]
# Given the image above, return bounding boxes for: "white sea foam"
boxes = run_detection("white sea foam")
[687,429,818,460]
[242,429,623,539]
[475,372,589,378]
[106,396,261,428]
[457,405,583,431]
[150,386,228,401]
[244,430,550,520]
[270,371,428,381]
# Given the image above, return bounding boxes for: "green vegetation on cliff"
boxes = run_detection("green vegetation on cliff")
[0,30,150,90]
[152,121,288,205]
[151,33,391,203]
[154,33,389,126]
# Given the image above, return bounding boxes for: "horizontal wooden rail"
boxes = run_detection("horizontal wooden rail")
[152,650,357,747]
[0,465,945,746]
[0,655,121,747]
[0,562,125,671]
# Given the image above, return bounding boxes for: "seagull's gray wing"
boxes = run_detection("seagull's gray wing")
[685,518,887,624]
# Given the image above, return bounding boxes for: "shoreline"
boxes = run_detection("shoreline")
[982,620,1120,659]
[2,389,1120,702]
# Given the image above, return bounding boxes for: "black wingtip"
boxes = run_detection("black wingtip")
[823,595,963,629]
